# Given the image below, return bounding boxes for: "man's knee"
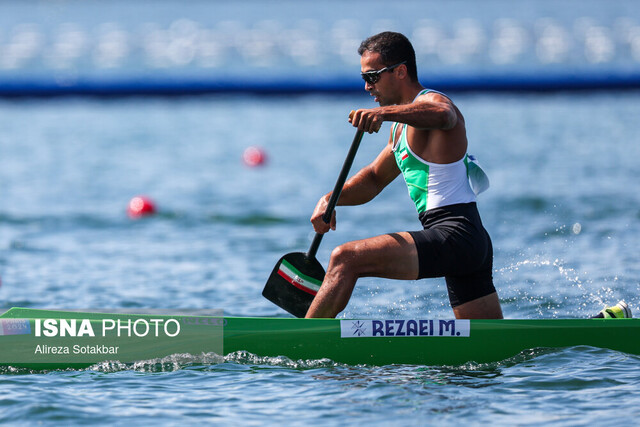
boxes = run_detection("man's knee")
[330,243,358,267]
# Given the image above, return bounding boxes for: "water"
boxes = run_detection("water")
[1,92,640,424]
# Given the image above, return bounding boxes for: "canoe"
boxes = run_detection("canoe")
[1,307,639,369]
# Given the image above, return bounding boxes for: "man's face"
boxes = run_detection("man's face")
[360,50,399,106]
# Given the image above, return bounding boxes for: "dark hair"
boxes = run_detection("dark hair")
[358,32,418,81]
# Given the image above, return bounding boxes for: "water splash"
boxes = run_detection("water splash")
[495,256,615,318]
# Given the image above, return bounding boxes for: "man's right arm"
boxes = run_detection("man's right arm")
[311,140,400,233]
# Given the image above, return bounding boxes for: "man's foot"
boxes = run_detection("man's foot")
[593,301,632,318]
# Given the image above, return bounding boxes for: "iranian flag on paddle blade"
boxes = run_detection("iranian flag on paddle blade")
[277,259,321,295]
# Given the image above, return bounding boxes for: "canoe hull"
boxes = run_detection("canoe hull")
[1,308,639,369]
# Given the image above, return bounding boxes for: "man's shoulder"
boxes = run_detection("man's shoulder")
[416,89,453,104]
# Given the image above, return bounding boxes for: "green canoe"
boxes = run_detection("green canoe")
[1,307,639,369]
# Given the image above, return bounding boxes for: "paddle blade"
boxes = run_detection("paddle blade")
[262,252,325,318]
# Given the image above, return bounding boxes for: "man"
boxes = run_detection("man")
[305,31,503,319]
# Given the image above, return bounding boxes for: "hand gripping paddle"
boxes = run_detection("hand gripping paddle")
[263,118,365,317]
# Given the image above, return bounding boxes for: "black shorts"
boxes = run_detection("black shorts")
[408,202,495,308]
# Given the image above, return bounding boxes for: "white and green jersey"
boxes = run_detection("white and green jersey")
[391,89,489,214]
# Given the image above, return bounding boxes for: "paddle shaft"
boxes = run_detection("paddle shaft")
[307,129,365,259]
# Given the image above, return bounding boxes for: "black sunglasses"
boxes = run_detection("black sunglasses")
[360,61,407,85]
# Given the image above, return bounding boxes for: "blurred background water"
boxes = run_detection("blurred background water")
[1,0,640,93]
[1,0,640,425]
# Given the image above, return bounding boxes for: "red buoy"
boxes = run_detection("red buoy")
[127,196,156,218]
[242,146,267,167]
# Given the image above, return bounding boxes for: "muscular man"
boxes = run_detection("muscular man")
[305,32,503,319]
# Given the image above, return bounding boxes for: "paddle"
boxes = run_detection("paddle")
[263,119,365,317]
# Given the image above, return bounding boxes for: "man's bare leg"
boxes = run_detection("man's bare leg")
[452,292,503,319]
[305,232,419,318]
[304,232,504,319]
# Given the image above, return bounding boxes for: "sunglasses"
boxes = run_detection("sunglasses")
[360,61,407,85]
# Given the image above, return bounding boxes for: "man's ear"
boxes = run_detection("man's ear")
[396,64,408,80]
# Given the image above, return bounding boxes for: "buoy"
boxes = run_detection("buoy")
[242,146,267,167]
[127,196,156,218]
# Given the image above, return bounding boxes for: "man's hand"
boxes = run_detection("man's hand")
[349,108,383,134]
[310,194,336,234]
